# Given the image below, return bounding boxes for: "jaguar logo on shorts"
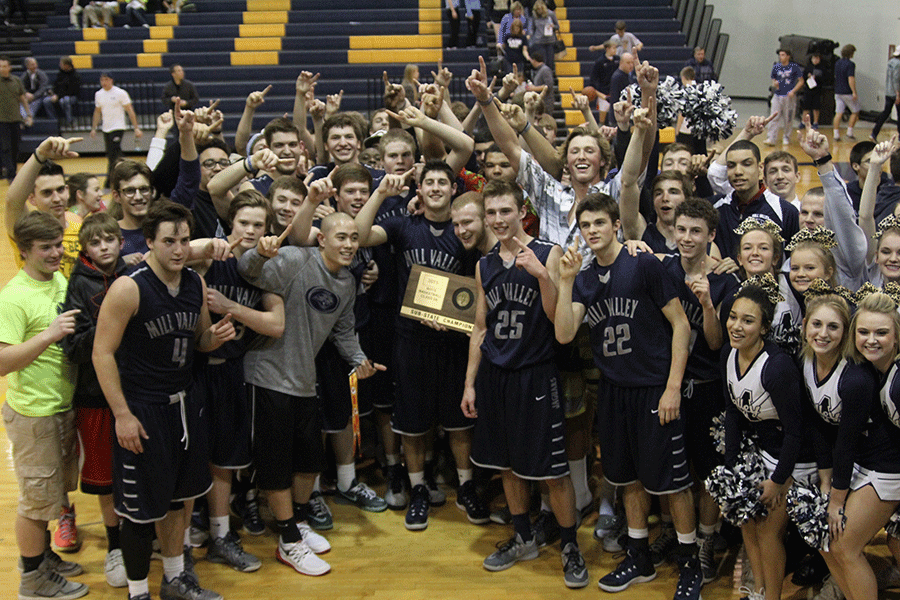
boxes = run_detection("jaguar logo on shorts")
[452,287,474,311]
[306,287,340,314]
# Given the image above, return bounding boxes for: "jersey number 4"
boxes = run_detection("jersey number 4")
[172,338,189,368]
[602,324,631,357]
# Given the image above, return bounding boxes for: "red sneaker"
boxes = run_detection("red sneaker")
[53,504,81,553]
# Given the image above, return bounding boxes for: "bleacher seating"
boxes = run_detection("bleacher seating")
[21,0,710,156]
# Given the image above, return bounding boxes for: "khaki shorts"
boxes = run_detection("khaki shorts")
[2,403,78,521]
[557,323,600,419]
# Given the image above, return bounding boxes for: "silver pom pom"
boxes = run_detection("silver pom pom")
[786,481,830,551]
[680,81,738,142]
[886,509,900,539]
[705,450,767,526]
[619,76,686,129]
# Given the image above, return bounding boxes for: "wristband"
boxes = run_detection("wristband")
[812,153,832,167]
[477,93,495,106]
[517,121,531,136]
[33,151,47,164]
[243,157,255,173]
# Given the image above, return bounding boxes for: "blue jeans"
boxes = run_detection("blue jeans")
[42,95,77,123]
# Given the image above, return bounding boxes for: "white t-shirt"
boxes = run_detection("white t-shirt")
[94,85,132,132]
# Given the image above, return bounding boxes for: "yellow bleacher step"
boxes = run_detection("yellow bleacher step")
[558,76,583,92]
[419,8,440,21]
[74,41,99,55]
[137,53,162,68]
[246,0,289,11]
[155,13,178,26]
[348,49,443,64]
[419,21,441,35]
[659,127,676,144]
[555,61,580,76]
[564,110,586,127]
[143,39,168,53]
[419,0,441,7]
[82,28,106,41]
[239,23,285,37]
[149,25,173,39]
[243,11,287,24]
[349,35,441,50]
[234,37,282,51]
[231,51,279,65]
[70,55,92,69]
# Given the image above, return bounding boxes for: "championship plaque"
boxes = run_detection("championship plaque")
[400,265,477,333]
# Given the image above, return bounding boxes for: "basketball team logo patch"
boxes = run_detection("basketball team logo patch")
[452,287,474,311]
[306,287,340,313]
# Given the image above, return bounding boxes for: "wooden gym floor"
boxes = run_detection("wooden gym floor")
[1,129,899,598]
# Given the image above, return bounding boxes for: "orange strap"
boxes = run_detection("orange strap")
[349,370,360,457]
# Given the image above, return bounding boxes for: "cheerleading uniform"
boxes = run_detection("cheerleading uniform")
[847,361,900,501]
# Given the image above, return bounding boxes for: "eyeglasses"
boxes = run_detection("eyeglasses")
[119,185,154,199]
[202,159,231,169]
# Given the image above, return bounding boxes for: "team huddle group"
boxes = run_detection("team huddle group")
[2,52,900,600]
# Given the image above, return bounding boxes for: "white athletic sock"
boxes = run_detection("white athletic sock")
[313,474,321,493]
[699,522,717,537]
[209,515,229,541]
[336,463,356,493]
[676,530,697,545]
[568,457,592,510]
[128,578,150,598]
[162,554,184,581]
[628,527,649,540]
[409,471,425,488]
[541,493,551,513]
[457,468,472,485]
[833,129,840,138]
[598,479,616,516]
[385,453,401,467]
[182,528,191,547]
[847,127,854,136]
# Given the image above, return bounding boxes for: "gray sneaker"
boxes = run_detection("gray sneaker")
[336,479,389,512]
[183,545,198,585]
[18,549,83,577]
[483,533,539,572]
[384,464,408,510]
[160,572,223,600]
[19,557,88,600]
[206,531,262,573]
[562,543,589,588]
[650,522,677,566]
[698,533,718,584]
[306,491,333,531]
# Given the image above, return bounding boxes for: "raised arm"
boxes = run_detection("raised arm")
[356,170,412,246]
[388,103,474,173]
[860,136,900,263]
[619,104,649,241]
[234,85,270,157]
[554,241,587,344]
[466,56,522,171]
[288,176,334,246]
[5,136,80,238]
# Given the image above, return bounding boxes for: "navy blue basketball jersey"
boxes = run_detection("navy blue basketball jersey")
[480,239,558,369]
[379,214,475,333]
[642,223,677,254]
[572,248,679,387]
[367,194,408,307]
[204,256,262,360]
[662,255,740,381]
[117,263,203,404]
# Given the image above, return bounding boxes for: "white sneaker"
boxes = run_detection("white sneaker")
[297,522,331,554]
[276,539,330,576]
[105,548,127,588]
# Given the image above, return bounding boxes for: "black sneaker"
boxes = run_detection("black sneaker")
[230,488,266,536]
[384,464,408,510]
[531,510,560,548]
[405,484,430,531]
[598,547,656,592]
[674,555,703,600]
[650,522,677,567]
[424,463,446,506]
[698,533,717,584]
[456,480,490,524]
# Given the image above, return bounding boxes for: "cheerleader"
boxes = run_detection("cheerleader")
[859,136,900,287]
[722,276,812,600]
[733,217,802,356]
[825,291,900,600]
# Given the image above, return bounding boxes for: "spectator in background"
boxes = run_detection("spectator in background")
[488,0,508,35]
[675,66,706,154]
[1,56,33,182]
[464,0,481,47]
[161,64,199,111]
[684,46,717,83]
[446,0,462,49]
[124,0,149,28]
[527,50,554,115]
[606,51,635,125]
[800,53,824,130]
[496,2,529,51]
[503,18,528,73]
[20,58,50,119]
[609,20,642,58]
[527,0,559,73]
[91,72,142,185]
[401,64,419,107]
[586,40,618,122]
[871,46,900,141]
[42,57,81,127]
[833,44,861,141]
[69,0,89,28]
[766,48,803,146]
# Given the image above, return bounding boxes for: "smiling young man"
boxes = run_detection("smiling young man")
[307,113,384,184]
[356,160,491,531]
[238,198,384,577]
[463,180,588,588]
[555,193,699,599]
[93,201,235,600]
[762,151,801,210]
[0,211,87,600]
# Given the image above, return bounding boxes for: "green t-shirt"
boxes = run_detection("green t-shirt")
[0,270,74,416]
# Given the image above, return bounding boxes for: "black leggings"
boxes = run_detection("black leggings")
[120,519,155,581]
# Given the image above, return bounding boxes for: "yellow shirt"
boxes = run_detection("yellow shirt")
[7,213,81,279]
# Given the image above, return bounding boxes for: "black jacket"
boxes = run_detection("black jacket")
[52,68,81,99]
